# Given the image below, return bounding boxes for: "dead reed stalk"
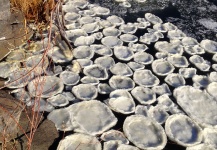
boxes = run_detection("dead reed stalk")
[10,0,55,23]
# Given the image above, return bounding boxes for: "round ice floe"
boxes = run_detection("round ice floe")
[184,45,205,55]
[94,56,115,69]
[66,0,89,9]
[118,144,139,150]
[167,55,189,68]
[133,69,160,87]
[62,5,79,13]
[0,62,20,78]
[131,86,156,105]
[33,98,54,112]
[101,36,123,48]
[81,22,100,33]
[148,106,169,124]
[165,73,186,88]
[109,76,135,91]
[151,30,164,38]
[102,27,121,37]
[136,22,151,29]
[65,29,88,43]
[83,64,108,80]
[152,83,172,96]
[209,72,217,82]
[47,94,69,107]
[64,12,81,23]
[45,65,63,76]
[90,44,113,56]
[119,23,137,34]
[27,76,64,98]
[181,37,198,46]
[92,32,103,40]
[91,6,110,15]
[119,1,131,8]
[137,18,147,23]
[192,75,210,88]
[200,39,217,54]
[72,84,97,101]
[157,94,175,111]
[47,46,73,64]
[123,115,167,150]
[76,59,93,68]
[139,32,159,44]
[127,62,145,71]
[57,133,101,150]
[59,71,80,86]
[135,105,149,116]
[134,51,154,65]
[120,34,138,43]
[110,90,133,99]
[67,100,117,135]
[189,55,211,71]
[107,15,124,26]
[164,22,178,31]
[99,20,115,28]
[114,46,134,61]
[152,59,175,76]
[47,108,73,131]
[153,23,168,33]
[144,13,163,24]
[22,38,51,54]
[98,83,114,94]
[11,88,31,103]
[128,43,148,52]
[26,54,49,69]
[179,68,197,78]
[203,128,217,149]
[73,46,94,59]
[213,53,217,62]
[174,86,217,127]
[186,144,215,150]
[167,29,186,40]
[155,52,168,59]
[81,76,99,85]
[65,22,81,30]
[110,63,133,76]
[74,36,95,46]
[81,9,96,16]
[103,141,121,150]
[79,16,95,25]
[49,41,73,63]
[5,68,36,89]
[165,114,203,147]
[105,97,135,114]
[212,64,217,71]
[6,49,26,62]
[206,82,217,98]
[101,130,129,144]
[154,41,184,55]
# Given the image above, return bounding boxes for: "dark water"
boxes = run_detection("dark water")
[89,0,217,42]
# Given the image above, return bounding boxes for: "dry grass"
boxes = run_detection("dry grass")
[10,0,55,23]
[1,1,57,149]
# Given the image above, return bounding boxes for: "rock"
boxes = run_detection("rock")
[0,90,23,143]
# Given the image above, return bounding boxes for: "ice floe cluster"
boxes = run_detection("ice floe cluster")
[1,0,217,149]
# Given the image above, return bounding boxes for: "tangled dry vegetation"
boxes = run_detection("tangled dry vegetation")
[0,0,59,149]
[10,0,55,23]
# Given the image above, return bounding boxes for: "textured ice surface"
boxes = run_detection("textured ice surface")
[67,100,117,135]
[165,114,203,147]
[123,115,167,150]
